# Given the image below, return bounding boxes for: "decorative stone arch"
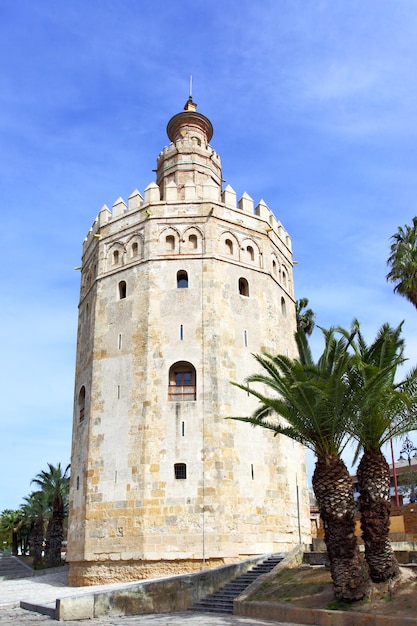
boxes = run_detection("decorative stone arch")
[182,226,204,254]
[241,238,261,267]
[107,241,125,269]
[219,231,239,259]
[126,233,144,260]
[168,361,196,401]
[160,227,180,254]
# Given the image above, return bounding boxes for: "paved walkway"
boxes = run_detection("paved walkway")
[0,570,304,625]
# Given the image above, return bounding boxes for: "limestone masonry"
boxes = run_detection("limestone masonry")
[67,98,311,586]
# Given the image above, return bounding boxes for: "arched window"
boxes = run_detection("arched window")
[247,245,254,261]
[118,281,127,299]
[174,463,187,479]
[168,362,196,401]
[177,270,188,288]
[131,242,139,257]
[166,235,175,251]
[113,250,119,265]
[282,266,288,288]
[239,277,249,297]
[272,258,277,277]
[189,234,198,249]
[79,386,86,422]
[281,297,287,316]
[225,238,233,255]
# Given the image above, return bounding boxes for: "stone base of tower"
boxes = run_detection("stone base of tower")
[68,558,235,586]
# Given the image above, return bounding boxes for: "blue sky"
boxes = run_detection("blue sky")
[2,0,417,511]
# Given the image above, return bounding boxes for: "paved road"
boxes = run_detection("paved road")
[0,570,303,625]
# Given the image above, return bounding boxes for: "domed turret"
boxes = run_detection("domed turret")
[156,99,222,202]
[166,97,213,145]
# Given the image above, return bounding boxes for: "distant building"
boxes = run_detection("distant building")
[351,456,417,507]
[67,98,311,586]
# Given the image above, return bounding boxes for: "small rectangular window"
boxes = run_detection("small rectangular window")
[174,463,187,479]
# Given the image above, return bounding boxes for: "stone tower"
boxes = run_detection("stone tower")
[67,98,310,586]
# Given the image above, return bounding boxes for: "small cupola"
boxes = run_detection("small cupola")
[156,97,222,202]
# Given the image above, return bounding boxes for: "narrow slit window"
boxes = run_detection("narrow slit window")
[244,330,248,347]
[181,422,185,436]
[118,334,122,350]
[117,385,121,399]
[281,297,287,316]
[119,281,127,299]
[180,324,184,340]
[174,463,187,479]
[78,386,86,422]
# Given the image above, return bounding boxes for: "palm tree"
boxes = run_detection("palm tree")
[342,321,417,582]
[21,491,48,568]
[32,463,70,568]
[295,297,315,336]
[0,509,22,556]
[230,328,370,602]
[387,217,417,309]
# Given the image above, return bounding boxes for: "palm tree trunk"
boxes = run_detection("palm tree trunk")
[44,498,64,568]
[31,517,45,568]
[313,455,370,601]
[357,449,399,582]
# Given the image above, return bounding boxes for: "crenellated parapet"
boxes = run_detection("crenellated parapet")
[82,184,291,254]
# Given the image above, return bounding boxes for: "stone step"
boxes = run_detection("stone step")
[0,554,33,580]
[190,553,284,614]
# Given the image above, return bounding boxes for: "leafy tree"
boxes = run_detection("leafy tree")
[295,297,315,336]
[387,217,417,309]
[343,321,417,582]
[32,463,70,568]
[230,328,370,602]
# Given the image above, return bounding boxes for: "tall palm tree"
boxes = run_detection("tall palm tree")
[21,491,48,568]
[387,217,417,309]
[295,297,315,336]
[230,328,370,602]
[32,463,70,568]
[342,321,417,582]
[0,509,22,556]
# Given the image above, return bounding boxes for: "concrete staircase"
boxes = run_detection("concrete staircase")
[190,553,283,614]
[0,552,33,580]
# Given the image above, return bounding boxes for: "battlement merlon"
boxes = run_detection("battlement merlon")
[81,185,292,258]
